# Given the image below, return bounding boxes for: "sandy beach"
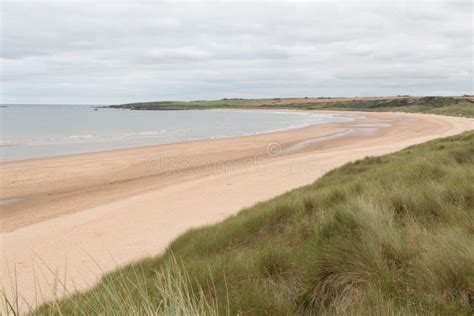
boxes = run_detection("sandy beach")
[1,110,473,309]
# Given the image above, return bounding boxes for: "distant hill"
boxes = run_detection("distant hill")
[107,96,474,117]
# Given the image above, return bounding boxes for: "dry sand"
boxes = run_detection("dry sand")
[1,111,473,309]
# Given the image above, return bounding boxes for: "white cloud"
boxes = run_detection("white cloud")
[1,0,472,104]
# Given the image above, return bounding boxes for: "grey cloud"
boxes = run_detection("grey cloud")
[1,0,472,104]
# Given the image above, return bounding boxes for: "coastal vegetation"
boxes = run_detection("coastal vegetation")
[30,130,474,315]
[108,96,474,118]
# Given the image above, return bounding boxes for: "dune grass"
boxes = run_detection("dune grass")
[27,130,474,315]
[2,257,223,315]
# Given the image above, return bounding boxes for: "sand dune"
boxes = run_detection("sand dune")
[1,111,473,309]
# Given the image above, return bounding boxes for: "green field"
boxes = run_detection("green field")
[108,96,474,118]
[32,130,474,315]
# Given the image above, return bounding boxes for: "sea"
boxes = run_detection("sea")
[0,104,352,161]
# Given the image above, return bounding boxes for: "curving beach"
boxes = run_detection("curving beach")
[1,110,473,308]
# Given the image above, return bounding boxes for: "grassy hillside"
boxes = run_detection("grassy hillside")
[34,131,474,315]
[108,96,474,118]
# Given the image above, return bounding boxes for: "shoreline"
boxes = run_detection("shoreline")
[0,109,352,163]
[1,110,473,309]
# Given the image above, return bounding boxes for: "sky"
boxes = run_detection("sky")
[1,0,472,105]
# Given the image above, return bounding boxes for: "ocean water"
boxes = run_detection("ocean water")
[0,105,352,161]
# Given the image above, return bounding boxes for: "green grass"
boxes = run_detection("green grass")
[108,96,474,118]
[107,98,289,110]
[29,130,474,315]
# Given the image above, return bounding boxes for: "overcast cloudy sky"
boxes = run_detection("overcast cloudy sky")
[1,0,472,104]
